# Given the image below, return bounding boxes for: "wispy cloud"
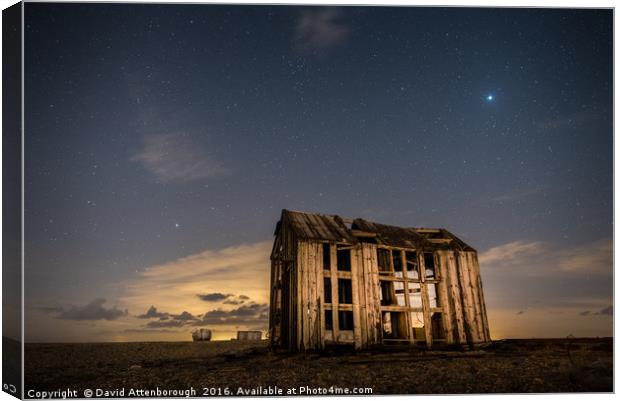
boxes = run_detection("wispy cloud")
[480,239,612,277]
[294,8,350,54]
[40,298,128,321]
[556,239,612,274]
[479,240,546,266]
[132,134,229,183]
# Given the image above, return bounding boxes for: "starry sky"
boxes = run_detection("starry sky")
[22,3,612,342]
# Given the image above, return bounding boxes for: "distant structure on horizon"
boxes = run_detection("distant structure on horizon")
[237,330,262,341]
[191,328,212,341]
[268,210,491,351]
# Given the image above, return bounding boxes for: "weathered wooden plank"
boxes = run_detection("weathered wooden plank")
[472,252,491,342]
[419,251,433,348]
[456,251,477,344]
[368,245,379,345]
[306,242,314,349]
[350,246,362,349]
[302,214,324,241]
[307,242,315,349]
[295,213,315,240]
[309,242,323,349]
[401,250,414,345]
[447,252,467,344]
[359,244,372,344]
[354,245,368,348]
[307,214,331,242]
[466,252,485,342]
[368,247,377,346]
[368,244,382,345]
[297,241,305,350]
[436,251,454,344]
[316,242,325,349]
[302,242,311,350]
[292,260,298,350]
[330,243,340,342]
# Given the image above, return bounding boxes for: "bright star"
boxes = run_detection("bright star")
[486,94,494,101]
[175,223,180,228]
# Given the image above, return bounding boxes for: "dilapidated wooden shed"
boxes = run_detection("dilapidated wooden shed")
[269,210,491,351]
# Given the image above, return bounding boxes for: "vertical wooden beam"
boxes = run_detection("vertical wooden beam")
[401,250,414,345]
[447,252,467,344]
[466,252,484,343]
[307,242,316,349]
[297,241,306,350]
[355,245,368,348]
[362,243,381,346]
[372,246,381,345]
[456,251,476,344]
[351,246,362,349]
[436,251,454,344]
[317,243,326,349]
[304,242,313,350]
[419,251,433,348]
[330,244,339,342]
[472,252,491,342]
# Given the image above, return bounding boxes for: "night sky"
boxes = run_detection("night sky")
[23,3,612,342]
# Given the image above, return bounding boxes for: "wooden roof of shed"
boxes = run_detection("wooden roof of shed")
[281,209,359,243]
[278,209,475,251]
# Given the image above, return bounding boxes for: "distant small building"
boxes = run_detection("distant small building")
[269,210,491,351]
[192,328,212,341]
[237,330,262,340]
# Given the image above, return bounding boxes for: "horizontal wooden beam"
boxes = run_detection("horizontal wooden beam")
[380,305,424,312]
[350,230,377,238]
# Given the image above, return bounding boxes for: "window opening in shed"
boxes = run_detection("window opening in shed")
[405,251,419,279]
[338,310,354,330]
[424,252,436,279]
[338,279,352,304]
[377,248,391,274]
[323,277,332,303]
[393,250,404,278]
[382,311,407,339]
[337,247,351,271]
[322,243,331,270]
[325,310,333,330]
